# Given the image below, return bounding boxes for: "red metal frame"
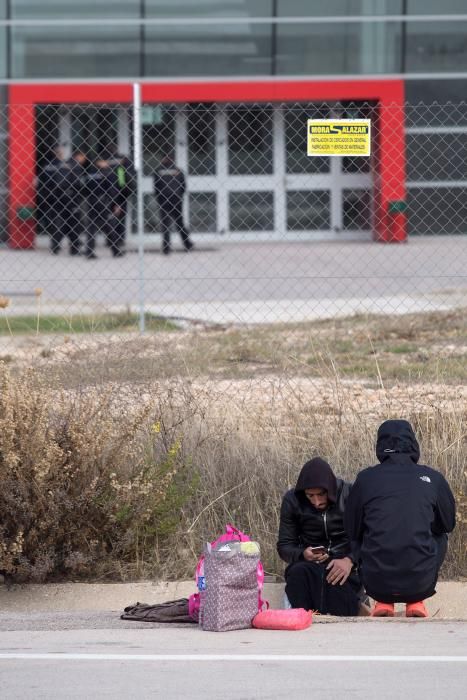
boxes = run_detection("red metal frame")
[8,79,406,248]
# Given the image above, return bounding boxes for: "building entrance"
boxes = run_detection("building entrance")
[52,101,372,240]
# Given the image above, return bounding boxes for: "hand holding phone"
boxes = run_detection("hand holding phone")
[303,545,328,562]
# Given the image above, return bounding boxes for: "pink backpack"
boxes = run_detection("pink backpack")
[188,524,268,622]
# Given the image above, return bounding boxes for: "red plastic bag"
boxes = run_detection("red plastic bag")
[252,608,312,631]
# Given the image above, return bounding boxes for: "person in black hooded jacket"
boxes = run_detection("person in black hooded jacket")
[344,419,456,618]
[277,457,366,616]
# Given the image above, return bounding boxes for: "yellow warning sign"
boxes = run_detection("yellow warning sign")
[307,119,371,157]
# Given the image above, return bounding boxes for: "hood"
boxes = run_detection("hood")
[294,457,337,503]
[376,419,420,463]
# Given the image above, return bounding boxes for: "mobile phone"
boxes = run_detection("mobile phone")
[310,546,327,553]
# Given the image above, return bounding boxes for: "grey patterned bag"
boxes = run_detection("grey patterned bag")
[202,544,260,632]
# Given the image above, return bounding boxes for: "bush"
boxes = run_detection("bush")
[0,364,465,582]
[0,365,197,581]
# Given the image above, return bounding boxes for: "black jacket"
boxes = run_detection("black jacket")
[154,164,186,208]
[344,420,456,603]
[66,158,89,208]
[277,458,353,564]
[87,165,120,213]
[107,154,136,204]
[37,157,74,214]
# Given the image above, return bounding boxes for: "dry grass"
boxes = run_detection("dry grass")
[1,307,465,582]
[2,307,466,389]
[0,362,465,583]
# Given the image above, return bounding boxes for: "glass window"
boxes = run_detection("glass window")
[11,1,138,19]
[277,1,403,15]
[285,104,330,174]
[407,187,467,235]
[407,133,467,182]
[405,21,467,73]
[276,2,403,75]
[229,191,274,232]
[0,0,6,79]
[10,1,140,78]
[343,189,371,230]
[144,1,273,77]
[287,191,330,231]
[407,0,467,14]
[35,105,60,170]
[228,106,273,176]
[189,192,217,233]
[276,21,401,75]
[142,105,176,176]
[70,107,120,160]
[188,105,216,176]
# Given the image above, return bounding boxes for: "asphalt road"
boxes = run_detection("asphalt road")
[2,237,467,323]
[0,613,466,699]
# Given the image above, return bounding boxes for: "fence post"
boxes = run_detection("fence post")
[133,82,146,333]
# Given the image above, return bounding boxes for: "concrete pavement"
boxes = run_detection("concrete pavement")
[1,581,466,698]
[0,615,466,699]
[1,237,467,324]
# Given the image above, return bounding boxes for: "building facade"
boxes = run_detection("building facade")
[1,1,467,246]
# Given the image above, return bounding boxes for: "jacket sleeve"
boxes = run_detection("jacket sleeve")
[432,474,456,535]
[277,493,304,564]
[343,475,365,564]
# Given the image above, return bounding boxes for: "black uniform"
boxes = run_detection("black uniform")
[106,154,135,256]
[277,458,363,616]
[85,162,122,258]
[65,155,89,253]
[344,420,456,604]
[153,161,193,253]
[36,156,81,255]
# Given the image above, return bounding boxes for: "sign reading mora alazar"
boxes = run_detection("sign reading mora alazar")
[307,119,371,157]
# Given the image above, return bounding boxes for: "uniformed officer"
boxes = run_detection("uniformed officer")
[36,145,81,256]
[85,156,115,259]
[153,155,194,255]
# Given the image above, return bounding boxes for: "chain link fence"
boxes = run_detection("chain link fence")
[0,98,466,387]
[1,97,466,583]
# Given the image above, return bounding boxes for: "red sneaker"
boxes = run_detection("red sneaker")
[371,602,395,617]
[406,601,428,618]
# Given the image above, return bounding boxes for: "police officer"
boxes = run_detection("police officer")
[105,146,135,257]
[85,156,113,259]
[64,149,89,255]
[153,155,194,255]
[36,145,81,256]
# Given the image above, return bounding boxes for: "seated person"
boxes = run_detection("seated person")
[345,419,456,618]
[277,457,367,616]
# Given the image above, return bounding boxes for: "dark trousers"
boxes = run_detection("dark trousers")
[48,208,81,254]
[86,207,122,255]
[106,205,127,255]
[85,210,106,255]
[160,204,191,251]
[285,560,361,616]
[364,534,448,604]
